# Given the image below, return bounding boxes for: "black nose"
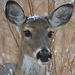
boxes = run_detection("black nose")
[36,48,52,62]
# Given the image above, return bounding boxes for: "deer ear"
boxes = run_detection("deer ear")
[47,4,74,29]
[5,1,26,26]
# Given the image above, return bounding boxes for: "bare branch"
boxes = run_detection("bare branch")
[28,0,34,16]
[34,0,47,13]
[7,21,19,48]
[0,4,19,48]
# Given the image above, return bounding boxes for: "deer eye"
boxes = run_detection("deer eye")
[24,30,32,37]
[48,31,54,38]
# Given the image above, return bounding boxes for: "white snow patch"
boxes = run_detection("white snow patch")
[44,13,48,16]
[28,16,41,20]
[49,64,52,70]
[46,71,50,75]
[69,0,74,4]
[68,71,72,75]
[7,74,10,75]
[9,69,13,74]
[2,53,6,57]
[54,50,57,55]
[52,39,54,42]
[66,48,68,52]
[7,55,10,60]
[70,44,72,47]
[46,64,52,75]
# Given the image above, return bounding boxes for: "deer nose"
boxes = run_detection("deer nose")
[36,48,52,62]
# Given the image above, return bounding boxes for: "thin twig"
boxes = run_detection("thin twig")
[0,27,10,30]
[0,4,19,48]
[7,21,19,48]
[48,0,49,14]
[9,49,18,58]
[34,0,47,13]
[31,0,34,15]
[28,0,33,16]
[69,21,75,29]
[32,0,36,4]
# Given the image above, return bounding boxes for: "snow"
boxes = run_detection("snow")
[69,0,74,3]
[66,48,68,52]
[2,53,5,57]
[9,69,13,74]
[28,15,41,20]
[7,74,10,75]
[44,13,48,16]
[7,55,10,60]
[46,65,52,75]
[52,39,54,42]
[68,71,72,75]
[46,72,50,75]
[54,50,57,55]
[26,15,41,23]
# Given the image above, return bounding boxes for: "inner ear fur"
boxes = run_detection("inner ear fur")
[5,1,26,26]
[47,4,74,29]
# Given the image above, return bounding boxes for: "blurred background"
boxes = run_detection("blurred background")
[0,0,75,75]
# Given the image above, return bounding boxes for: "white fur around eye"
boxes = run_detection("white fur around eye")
[24,27,32,32]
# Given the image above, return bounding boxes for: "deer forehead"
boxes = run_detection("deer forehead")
[23,16,52,31]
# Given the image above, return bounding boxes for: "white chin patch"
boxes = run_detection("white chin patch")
[38,59,48,66]
[38,59,45,69]
[38,59,42,65]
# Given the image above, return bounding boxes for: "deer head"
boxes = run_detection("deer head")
[5,1,73,75]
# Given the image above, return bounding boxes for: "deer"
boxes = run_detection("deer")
[2,0,74,75]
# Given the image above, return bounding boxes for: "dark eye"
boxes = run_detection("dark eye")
[24,30,32,37]
[48,31,54,38]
